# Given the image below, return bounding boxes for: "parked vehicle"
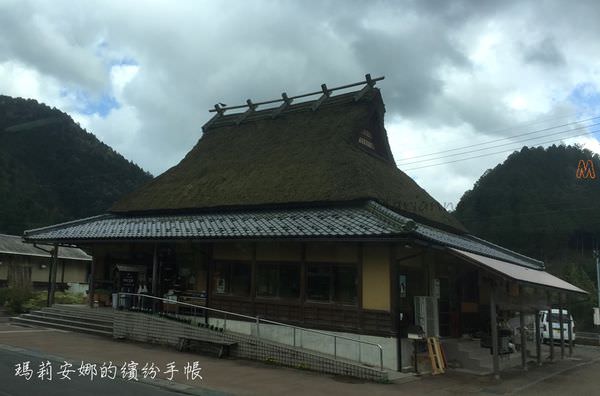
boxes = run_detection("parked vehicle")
[539,309,575,343]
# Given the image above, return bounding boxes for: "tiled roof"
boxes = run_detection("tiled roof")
[23,201,543,270]
[0,233,91,261]
[24,203,407,241]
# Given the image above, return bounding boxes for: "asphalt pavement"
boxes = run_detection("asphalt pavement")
[0,346,204,396]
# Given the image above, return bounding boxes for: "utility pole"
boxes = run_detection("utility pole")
[595,249,600,310]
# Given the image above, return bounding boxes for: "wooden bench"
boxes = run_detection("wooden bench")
[177,336,237,358]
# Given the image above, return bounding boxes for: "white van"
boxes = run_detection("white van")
[539,309,575,343]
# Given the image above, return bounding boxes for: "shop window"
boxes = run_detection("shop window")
[307,264,357,304]
[256,263,300,299]
[213,261,250,296]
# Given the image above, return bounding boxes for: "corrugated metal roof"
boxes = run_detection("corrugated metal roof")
[414,224,543,270]
[449,248,585,294]
[23,201,544,270]
[0,233,91,261]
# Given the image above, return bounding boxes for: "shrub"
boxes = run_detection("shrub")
[3,288,34,315]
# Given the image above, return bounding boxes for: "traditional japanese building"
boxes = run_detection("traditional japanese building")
[23,76,584,374]
[0,233,90,290]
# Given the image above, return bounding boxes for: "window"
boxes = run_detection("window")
[256,262,300,299]
[213,261,251,296]
[306,264,357,304]
[358,129,376,150]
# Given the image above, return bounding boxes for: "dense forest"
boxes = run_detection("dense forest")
[455,145,600,328]
[0,95,153,234]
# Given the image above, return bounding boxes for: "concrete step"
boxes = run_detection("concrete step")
[36,309,114,325]
[22,313,112,332]
[10,316,113,337]
[46,305,115,316]
[43,307,115,321]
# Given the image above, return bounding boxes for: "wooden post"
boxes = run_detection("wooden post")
[88,255,96,308]
[151,244,159,312]
[520,286,527,370]
[46,252,54,307]
[567,295,573,357]
[548,300,554,361]
[152,244,158,296]
[559,297,565,360]
[490,281,500,379]
[48,244,59,306]
[535,310,542,366]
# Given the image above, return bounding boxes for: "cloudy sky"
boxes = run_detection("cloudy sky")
[1,0,600,207]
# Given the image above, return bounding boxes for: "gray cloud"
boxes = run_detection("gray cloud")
[1,0,600,205]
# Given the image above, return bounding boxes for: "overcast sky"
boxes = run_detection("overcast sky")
[1,0,600,207]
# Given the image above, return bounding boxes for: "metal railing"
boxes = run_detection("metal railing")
[115,292,384,370]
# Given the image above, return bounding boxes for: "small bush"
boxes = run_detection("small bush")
[2,288,34,315]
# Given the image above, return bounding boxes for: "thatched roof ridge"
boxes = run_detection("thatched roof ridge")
[111,88,466,233]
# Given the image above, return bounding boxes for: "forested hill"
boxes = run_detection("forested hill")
[455,145,600,324]
[0,95,153,234]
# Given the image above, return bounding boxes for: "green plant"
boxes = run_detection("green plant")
[264,357,278,365]
[0,288,10,306]
[3,288,34,314]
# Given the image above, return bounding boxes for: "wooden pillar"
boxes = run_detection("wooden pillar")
[520,286,527,370]
[548,304,554,360]
[60,259,65,284]
[535,310,542,366]
[88,255,96,308]
[490,281,500,379]
[46,252,54,307]
[300,243,306,324]
[250,243,256,316]
[152,244,158,296]
[48,244,59,306]
[559,296,565,360]
[567,295,573,357]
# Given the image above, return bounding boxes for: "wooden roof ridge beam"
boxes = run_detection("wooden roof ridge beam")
[353,74,377,102]
[236,99,258,125]
[271,93,293,119]
[202,104,226,131]
[311,84,331,111]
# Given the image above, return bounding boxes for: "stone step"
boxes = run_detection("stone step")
[22,313,112,332]
[42,307,115,321]
[39,308,114,323]
[10,316,113,337]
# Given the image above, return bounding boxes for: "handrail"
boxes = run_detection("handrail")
[116,292,384,371]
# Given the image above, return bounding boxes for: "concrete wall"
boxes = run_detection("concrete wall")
[113,311,388,381]
[205,316,398,371]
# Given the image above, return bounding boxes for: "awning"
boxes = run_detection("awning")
[449,248,586,294]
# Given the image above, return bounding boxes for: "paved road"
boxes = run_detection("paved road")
[2,321,600,395]
[510,357,600,395]
[0,347,191,396]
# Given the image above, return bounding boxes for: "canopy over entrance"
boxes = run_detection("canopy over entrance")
[449,248,586,294]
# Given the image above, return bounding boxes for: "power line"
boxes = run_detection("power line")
[403,127,600,171]
[397,120,600,166]
[396,115,600,162]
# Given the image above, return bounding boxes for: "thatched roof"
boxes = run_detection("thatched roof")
[111,88,466,233]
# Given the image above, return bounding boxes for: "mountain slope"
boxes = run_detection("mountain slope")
[454,145,600,328]
[0,95,153,234]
